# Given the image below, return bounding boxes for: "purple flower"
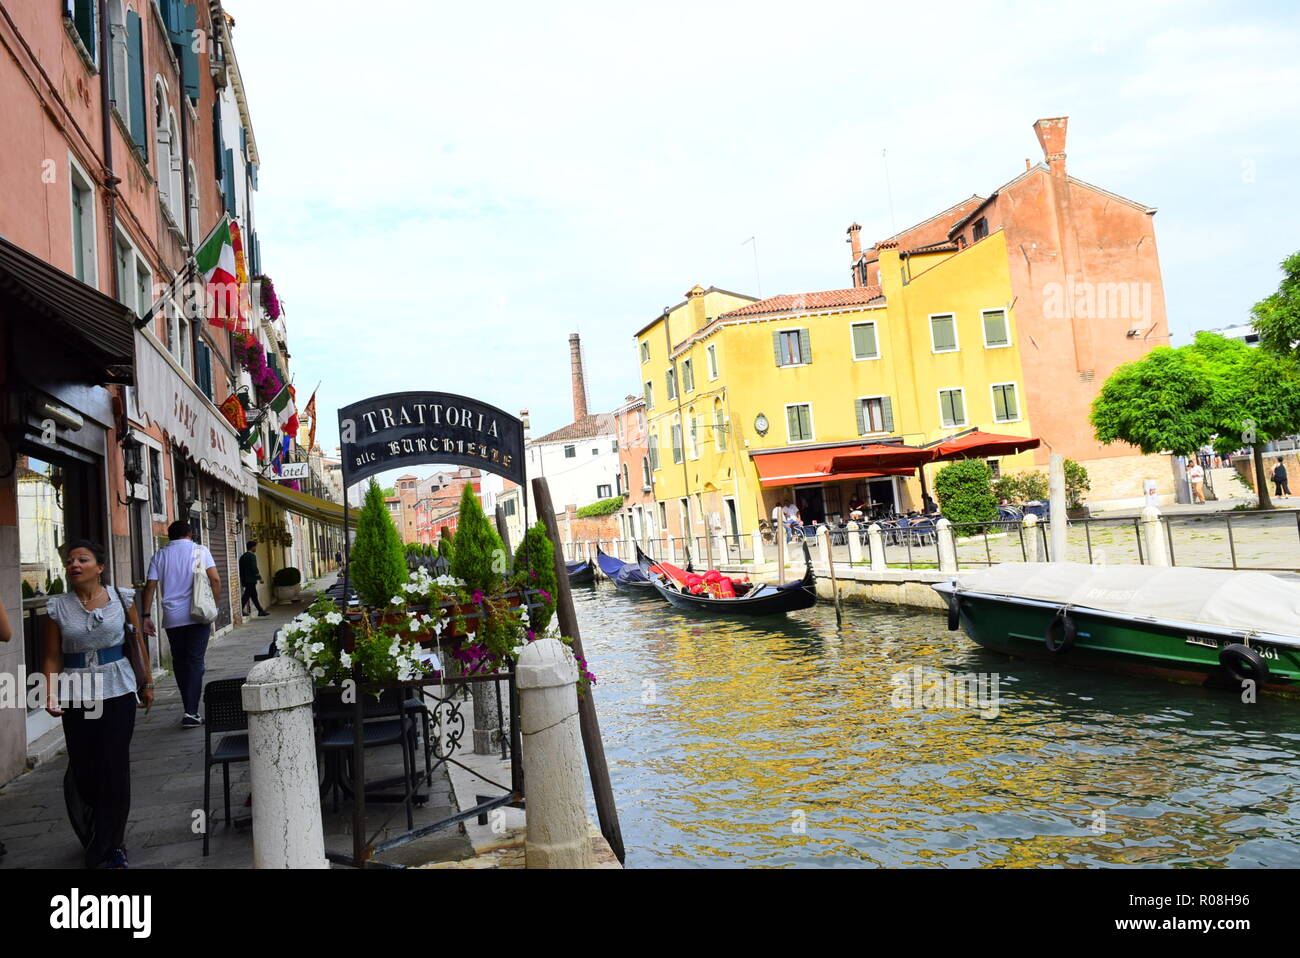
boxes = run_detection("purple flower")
[472,590,485,604]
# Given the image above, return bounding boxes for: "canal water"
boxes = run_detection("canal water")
[572,584,1300,868]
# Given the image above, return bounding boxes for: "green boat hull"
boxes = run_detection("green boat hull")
[947,589,1300,697]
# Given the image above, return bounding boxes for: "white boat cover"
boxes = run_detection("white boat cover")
[952,562,1300,640]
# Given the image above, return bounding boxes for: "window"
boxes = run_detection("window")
[186,163,200,245]
[658,503,668,537]
[642,455,652,487]
[707,344,719,380]
[644,381,653,408]
[611,439,618,453]
[640,342,649,363]
[972,217,989,242]
[688,410,698,459]
[135,262,151,320]
[682,359,695,393]
[649,436,659,471]
[597,484,613,499]
[774,329,811,366]
[991,383,1020,423]
[856,396,894,435]
[939,388,967,428]
[714,399,727,452]
[155,81,176,220]
[564,445,576,459]
[786,403,813,442]
[982,309,1010,348]
[679,499,690,534]
[671,418,683,464]
[930,314,958,353]
[148,447,164,515]
[503,499,516,517]
[68,157,97,288]
[666,368,677,401]
[851,321,879,360]
[64,0,98,65]
[592,446,599,456]
[621,464,629,495]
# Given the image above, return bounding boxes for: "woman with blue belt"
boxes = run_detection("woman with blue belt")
[42,540,154,869]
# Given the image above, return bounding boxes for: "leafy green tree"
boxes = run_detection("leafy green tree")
[933,459,998,530]
[449,484,505,594]
[350,478,408,607]
[513,522,558,633]
[1063,459,1091,510]
[1251,250,1300,359]
[1091,333,1300,509]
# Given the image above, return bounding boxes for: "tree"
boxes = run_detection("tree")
[349,478,409,607]
[1063,459,1091,510]
[449,484,505,594]
[1251,250,1300,360]
[933,459,998,530]
[1091,333,1300,509]
[513,522,558,633]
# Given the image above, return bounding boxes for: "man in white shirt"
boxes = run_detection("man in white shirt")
[1187,461,1205,504]
[142,520,221,728]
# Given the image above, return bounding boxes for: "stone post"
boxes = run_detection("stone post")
[1049,454,1068,563]
[517,639,592,869]
[751,529,765,566]
[473,679,501,755]
[666,537,677,565]
[1024,514,1040,562]
[241,656,328,869]
[936,517,957,573]
[714,534,727,568]
[867,522,886,572]
[846,521,864,565]
[816,525,833,570]
[1141,505,1170,566]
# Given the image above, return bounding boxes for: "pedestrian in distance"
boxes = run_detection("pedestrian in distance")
[141,520,220,728]
[239,540,270,618]
[1187,460,1206,504]
[42,540,153,869]
[771,500,789,542]
[1274,461,1291,498]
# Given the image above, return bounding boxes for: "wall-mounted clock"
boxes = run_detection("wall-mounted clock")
[754,413,769,436]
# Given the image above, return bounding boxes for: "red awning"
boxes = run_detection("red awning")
[926,430,1041,460]
[816,443,933,475]
[752,448,913,488]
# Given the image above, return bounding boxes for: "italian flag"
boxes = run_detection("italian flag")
[195,216,238,330]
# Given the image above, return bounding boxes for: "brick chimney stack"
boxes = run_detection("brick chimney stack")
[568,334,588,421]
[847,223,862,287]
[1033,116,1068,177]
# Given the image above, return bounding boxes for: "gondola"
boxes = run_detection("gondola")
[638,543,818,616]
[566,559,596,586]
[595,546,657,594]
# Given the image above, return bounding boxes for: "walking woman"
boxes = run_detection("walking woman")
[42,540,153,868]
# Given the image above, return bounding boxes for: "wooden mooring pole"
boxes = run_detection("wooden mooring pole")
[532,476,626,863]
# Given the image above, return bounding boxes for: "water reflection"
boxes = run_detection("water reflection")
[575,583,1300,868]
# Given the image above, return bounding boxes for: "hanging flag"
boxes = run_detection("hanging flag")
[229,221,253,333]
[283,384,300,439]
[268,383,296,421]
[270,432,283,472]
[303,387,318,453]
[282,433,292,460]
[195,215,238,330]
[219,394,248,431]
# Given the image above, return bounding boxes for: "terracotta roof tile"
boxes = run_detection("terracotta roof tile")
[534,413,617,444]
[719,287,884,318]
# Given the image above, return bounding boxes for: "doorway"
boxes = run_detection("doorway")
[795,486,825,525]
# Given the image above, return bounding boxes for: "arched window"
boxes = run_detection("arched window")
[621,463,629,496]
[186,162,199,245]
[154,80,174,217]
[642,455,651,487]
[108,1,129,116]
[688,408,698,460]
[714,399,727,452]
[671,416,683,464]
[168,108,183,223]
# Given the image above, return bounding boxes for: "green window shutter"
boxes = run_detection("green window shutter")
[72,0,96,57]
[772,331,783,366]
[853,323,878,358]
[212,103,224,180]
[250,162,259,190]
[799,328,811,364]
[788,406,804,440]
[933,315,957,351]
[952,390,965,425]
[176,3,200,102]
[855,399,866,436]
[881,396,894,433]
[126,11,148,159]
[222,148,236,216]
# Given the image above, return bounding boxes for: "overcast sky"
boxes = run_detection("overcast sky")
[230,0,1300,471]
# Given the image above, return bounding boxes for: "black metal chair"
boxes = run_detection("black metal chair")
[202,677,251,857]
[315,688,421,830]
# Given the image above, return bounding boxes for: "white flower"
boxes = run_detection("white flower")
[388,639,401,657]
[324,612,343,625]
[311,642,325,654]
[339,651,352,668]
[390,595,405,606]
[408,618,421,632]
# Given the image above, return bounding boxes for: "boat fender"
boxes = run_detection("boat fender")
[1045,609,1077,653]
[1219,643,1269,685]
[946,594,961,631]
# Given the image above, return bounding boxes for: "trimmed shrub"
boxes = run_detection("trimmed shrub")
[437,535,454,561]
[449,484,505,594]
[513,522,558,633]
[1064,459,1091,509]
[934,459,999,531]
[272,567,301,588]
[350,479,408,608]
[576,495,624,518]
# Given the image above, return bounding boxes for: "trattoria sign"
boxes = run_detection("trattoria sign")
[338,392,524,488]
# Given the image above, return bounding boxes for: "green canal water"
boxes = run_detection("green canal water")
[572,584,1300,868]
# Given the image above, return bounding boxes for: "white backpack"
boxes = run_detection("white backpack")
[190,543,219,624]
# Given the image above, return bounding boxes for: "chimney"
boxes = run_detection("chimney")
[568,335,588,421]
[1033,116,1068,177]
[685,285,707,330]
[520,408,531,441]
[846,223,862,287]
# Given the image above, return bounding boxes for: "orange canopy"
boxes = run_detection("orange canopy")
[926,430,1041,460]
[815,443,932,475]
[752,448,915,488]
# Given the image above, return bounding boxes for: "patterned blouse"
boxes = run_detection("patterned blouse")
[47,587,139,704]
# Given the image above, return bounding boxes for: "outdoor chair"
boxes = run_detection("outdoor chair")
[202,677,251,857]
[315,688,422,831]
[908,518,937,547]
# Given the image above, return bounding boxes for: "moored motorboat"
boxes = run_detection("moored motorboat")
[566,559,595,586]
[639,543,818,616]
[934,562,1300,695]
[595,546,656,594]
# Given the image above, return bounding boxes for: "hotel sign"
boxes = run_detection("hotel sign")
[337,391,524,488]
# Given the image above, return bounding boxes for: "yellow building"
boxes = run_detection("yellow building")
[636,236,1040,541]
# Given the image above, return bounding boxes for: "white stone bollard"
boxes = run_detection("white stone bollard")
[867,522,886,572]
[936,518,957,573]
[816,525,833,570]
[241,656,328,869]
[666,538,677,565]
[1024,514,1040,562]
[1141,505,1170,566]
[1049,455,1068,563]
[751,528,766,565]
[846,521,864,565]
[517,639,592,869]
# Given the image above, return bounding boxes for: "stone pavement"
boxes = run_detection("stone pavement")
[0,574,472,869]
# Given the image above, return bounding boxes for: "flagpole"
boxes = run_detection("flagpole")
[134,213,233,331]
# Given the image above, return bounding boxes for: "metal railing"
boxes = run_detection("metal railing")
[1163,509,1300,571]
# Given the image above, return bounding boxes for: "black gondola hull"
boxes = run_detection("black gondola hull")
[566,560,596,585]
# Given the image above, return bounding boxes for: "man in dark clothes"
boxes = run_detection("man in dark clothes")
[240,541,270,617]
[1274,462,1292,498]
